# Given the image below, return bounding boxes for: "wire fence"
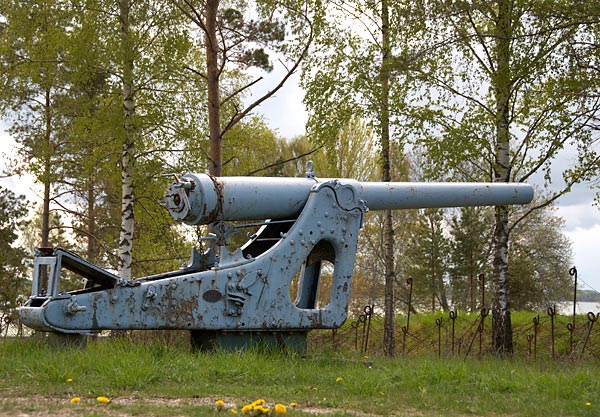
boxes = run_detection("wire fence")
[307,304,600,360]
[307,267,599,360]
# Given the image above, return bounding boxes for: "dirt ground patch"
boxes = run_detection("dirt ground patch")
[0,395,390,417]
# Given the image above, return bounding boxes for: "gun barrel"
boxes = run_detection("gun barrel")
[165,174,534,225]
[359,182,533,211]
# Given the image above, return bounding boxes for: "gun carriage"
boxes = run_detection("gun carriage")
[18,164,533,351]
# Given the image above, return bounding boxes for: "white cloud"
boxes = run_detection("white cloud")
[563,224,600,292]
[556,201,600,231]
[244,68,308,139]
[553,194,600,292]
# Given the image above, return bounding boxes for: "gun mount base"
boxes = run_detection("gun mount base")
[191,330,308,353]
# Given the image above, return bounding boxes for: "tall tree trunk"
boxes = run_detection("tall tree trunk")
[118,0,135,281]
[381,0,395,357]
[40,85,52,296]
[191,0,221,349]
[491,0,513,355]
[431,263,435,312]
[86,181,96,262]
[41,86,52,249]
[469,268,474,312]
[206,0,221,177]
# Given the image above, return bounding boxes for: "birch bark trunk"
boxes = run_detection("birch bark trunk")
[118,0,135,281]
[491,0,513,355]
[381,0,396,357]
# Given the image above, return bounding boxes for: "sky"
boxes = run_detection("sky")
[1,70,599,295]
[244,71,600,294]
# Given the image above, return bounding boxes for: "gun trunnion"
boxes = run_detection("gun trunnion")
[18,168,533,350]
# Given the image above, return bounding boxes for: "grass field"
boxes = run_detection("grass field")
[1,336,599,417]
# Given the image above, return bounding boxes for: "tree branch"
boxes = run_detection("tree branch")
[220,7,313,137]
[244,145,323,176]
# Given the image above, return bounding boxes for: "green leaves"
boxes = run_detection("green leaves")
[0,186,29,312]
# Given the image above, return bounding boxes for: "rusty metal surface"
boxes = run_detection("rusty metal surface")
[18,170,534,338]
[19,180,365,333]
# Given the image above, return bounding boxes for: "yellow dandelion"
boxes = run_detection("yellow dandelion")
[274,403,287,414]
[335,377,343,383]
[242,404,253,414]
[253,399,266,406]
[289,402,298,408]
[363,355,369,359]
[586,402,592,406]
[230,409,238,415]
[96,396,111,404]
[69,397,80,404]
[216,399,225,411]
[256,405,270,414]
[66,378,73,383]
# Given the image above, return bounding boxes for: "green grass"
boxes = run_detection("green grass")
[1,337,599,417]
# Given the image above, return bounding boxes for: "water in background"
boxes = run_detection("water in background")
[556,301,600,315]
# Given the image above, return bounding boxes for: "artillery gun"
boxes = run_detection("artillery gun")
[18,164,533,351]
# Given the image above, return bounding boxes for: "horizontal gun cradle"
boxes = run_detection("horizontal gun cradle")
[18,171,534,345]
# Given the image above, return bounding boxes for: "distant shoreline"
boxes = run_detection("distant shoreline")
[556,301,600,315]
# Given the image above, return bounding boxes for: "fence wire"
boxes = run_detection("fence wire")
[307,305,599,360]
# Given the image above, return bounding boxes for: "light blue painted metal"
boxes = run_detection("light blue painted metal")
[18,170,534,337]
[164,173,533,225]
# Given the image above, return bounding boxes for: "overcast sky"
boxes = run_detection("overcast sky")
[1,70,599,297]
[244,70,600,295]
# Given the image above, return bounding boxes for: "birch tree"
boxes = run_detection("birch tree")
[117,0,135,281]
[83,0,204,279]
[416,0,600,354]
